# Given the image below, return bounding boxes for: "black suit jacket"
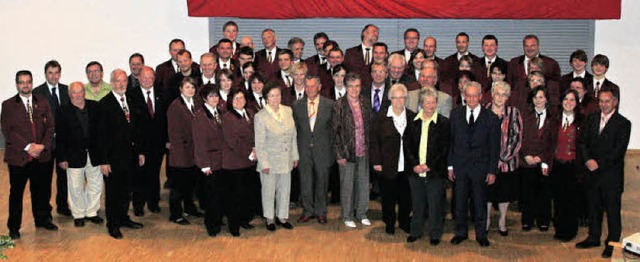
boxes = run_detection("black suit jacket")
[33,83,69,120]
[361,84,391,114]
[94,92,145,168]
[579,111,631,188]
[448,106,500,175]
[404,113,451,179]
[56,100,99,168]
[370,109,418,179]
[155,59,200,100]
[126,86,168,156]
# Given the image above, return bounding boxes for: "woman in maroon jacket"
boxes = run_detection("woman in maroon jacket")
[550,89,583,242]
[221,89,257,237]
[192,84,226,237]
[519,85,558,232]
[167,77,202,225]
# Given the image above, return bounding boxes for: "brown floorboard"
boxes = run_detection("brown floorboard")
[0,150,638,261]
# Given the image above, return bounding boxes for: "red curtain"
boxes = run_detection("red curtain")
[187,0,620,19]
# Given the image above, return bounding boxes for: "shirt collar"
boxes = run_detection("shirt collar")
[47,82,58,90]
[204,103,217,116]
[386,106,406,118]
[113,91,126,101]
[414,108,438,123]
[601,109,615,120]
[308,95,320,105]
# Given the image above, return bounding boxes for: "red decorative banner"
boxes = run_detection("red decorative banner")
[187,0,620,19]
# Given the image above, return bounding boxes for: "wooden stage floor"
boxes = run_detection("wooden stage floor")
[0,150,638,261]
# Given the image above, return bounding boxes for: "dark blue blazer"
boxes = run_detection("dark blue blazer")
[447,106,500,176]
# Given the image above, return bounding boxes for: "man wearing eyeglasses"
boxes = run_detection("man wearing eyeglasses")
[84,61,112,101]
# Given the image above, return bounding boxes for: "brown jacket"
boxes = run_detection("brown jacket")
[167,97,198,168]
[222,108,256,170]
[1,94,54,166]
[332,95,372,162]
[192,105,225,171]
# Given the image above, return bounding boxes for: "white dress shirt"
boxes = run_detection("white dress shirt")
[386,106,407,172]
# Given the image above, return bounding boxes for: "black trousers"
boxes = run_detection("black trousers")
[289,167,300,205]
[7,161,53,231]
[550,160,578,238]
[453,170,488,239]
[203,170,224,232]
[104,162,134,228]
[586,173,622,244]
[520,166,552,227]
[222,168,254,232]
[132,151,163,210]
[379,172,412,229]
[44,157,68,212]
[328,163,340,203]
[168,166,198,220]
[409,175,444,239]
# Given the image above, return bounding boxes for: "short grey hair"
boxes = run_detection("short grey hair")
[388,83,408,100]
[419,86,439,104]
[462,81,482,94]
[387,53,406,67]
[491,81,511,97]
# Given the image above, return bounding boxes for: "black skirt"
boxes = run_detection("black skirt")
[488,170,520,203]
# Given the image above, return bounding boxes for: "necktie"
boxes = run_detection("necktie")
[486,60,492,78]
[536,112,543,128]
[599,115,607,134]
[190,103,195,114]
[259,96,264,108]
[468,109,475,126]
[392,79,398,85]
[223,64,228,69]
[320,56,326,65]
[308,100,316,118]
[286,76,292,87]
[595,81,601,98]
[26,99,35,161]
[243,112,251,124]
[207,79,212,85]
[267,51,273,63]
[214,111,221,125]
[120,97,130,123]
[146,91,154,119]
[175,64,180,73]
[51,87,59,109]
[373,88,381,112]
[563,117,569,131]
[365,48,371,66]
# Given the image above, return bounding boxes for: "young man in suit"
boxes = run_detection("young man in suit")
[216,38,239,72]
[441,32,482,82]
[209,21,240,59]
[585,54,620,100]
[127,53,145,90]
[95,69,145,239]
[305,32,329,67]
[392,28,421,64]
[361,62,390,114]
[560,50,592,94]
[155,39,199,100]
[448,81,500,247]
[2,70,58,240]
[292,76,335,224]
[33,60,71,217]
[56,82,103,227]
[478,35,508,88]
[126,66,168,216]
[575,88,631,258]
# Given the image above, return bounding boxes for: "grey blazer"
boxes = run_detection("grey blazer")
[254,105,299,174]
[406,88,452,118]
[292,96,335,168]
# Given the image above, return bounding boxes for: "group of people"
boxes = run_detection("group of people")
[1,21,631,259]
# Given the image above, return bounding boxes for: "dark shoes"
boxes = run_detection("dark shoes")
[499,230,509,237]
[297,215,314,223]
[385,225,395,235]
[276,218,293,229]
[522,225,532,232]
[207,226,221,237]
[74,219,85,227]
[122,219,144,229]
[317,215,327,224]
[602,246,613,258]
[108,227,123,239]
[86,216,104,224]
[172,217,190,225]
[9,230,20,240]
[575,238,601,249]
[477,237,491,247]
[134,207,145,217]
[406,236,419,243]
[35,222,59,231]
[430,239,441,246]
[450,236,468,245]
[538,225,549,232]
[266,223,276,231]
[57,208,72,217]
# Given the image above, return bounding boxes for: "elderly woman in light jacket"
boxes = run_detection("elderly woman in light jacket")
[254,83,299,231]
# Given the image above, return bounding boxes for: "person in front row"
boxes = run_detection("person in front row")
[404,86,450,245]
[448,81,500,247]
[255,83,299,231]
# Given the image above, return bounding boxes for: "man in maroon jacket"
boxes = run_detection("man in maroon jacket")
[2,70,58,239]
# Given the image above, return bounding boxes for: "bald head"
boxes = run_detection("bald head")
[69,81,85,107]
[139,66,155,89]
[110,69,128,95]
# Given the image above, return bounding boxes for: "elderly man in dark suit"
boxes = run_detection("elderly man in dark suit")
[254,28,281,82]
[575,88,631,258]
[33,60,71,217]
[448,81,500,247]
[56,82,103,227]
[2,70,58,239]
[292,75,335,224]
[95,69,145,239]
[507,35,561,86]
[126,66,168,216]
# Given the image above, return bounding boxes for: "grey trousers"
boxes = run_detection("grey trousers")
[339,156,369,221]
[299,154,330,217]
[408,175,445,239]
[260,172,291,220]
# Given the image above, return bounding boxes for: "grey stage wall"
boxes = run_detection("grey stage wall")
[209,18,595,74]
